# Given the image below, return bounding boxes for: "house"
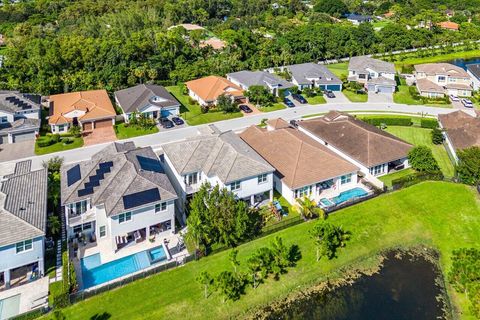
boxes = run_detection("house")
[199,38,226,50]
[445,9,455,18]
[168,24,205,31]
[346,14,373,25]
[161,131,275,217]
[239,119,363,205]
[438,21,459,31]
[414,63,473,97]
[185,76,244,106]
[438,110,480,162]
[0,160,47,289]
[48,90,116,134]
[0,91,41,144]
[348,56,396,93]
[114,84,181,122]
[281,63,343,91]
[61,142,178,259]
[297,111,412,177]
[466,64,480,91]
[226,71,295,97]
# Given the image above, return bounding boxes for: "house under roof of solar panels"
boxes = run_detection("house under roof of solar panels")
[60,141,177,217]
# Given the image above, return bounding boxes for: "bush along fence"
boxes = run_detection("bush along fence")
[359,115,439,129]
[391,172,451,190]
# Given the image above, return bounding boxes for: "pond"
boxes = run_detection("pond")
[261,251,448,320]
[448,57,480,69]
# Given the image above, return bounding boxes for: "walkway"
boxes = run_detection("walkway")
[0,277,49,318]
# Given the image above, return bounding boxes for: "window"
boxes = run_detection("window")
[230,181,241,191]
[16,239,33,254]
[359,74,366,79]
[74,200,87,215]
[257,174,268,184]
[73,225,82,234]
[438,76,446,82]
[119,212,132,224]
[186,172,198,186]
[297,186,310,198]
[99,226,106,238]
[155,202,167,212]
[370,165,384,176]
[73,222,92,234]
[0,116,7,124]
[341,174,352,185]
[449,77,457,83]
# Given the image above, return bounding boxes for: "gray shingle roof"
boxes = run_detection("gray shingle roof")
[467,64,480,80]
[114,84,180,114]
[227,71,295,90]
[0,118,40,134]
[61,142,177,217]
[0,91,41,114]
[285,63,342,86]
[0,161,47,247]
[162,131,275,184]
[349,56,395,74]
[368,76,396,86]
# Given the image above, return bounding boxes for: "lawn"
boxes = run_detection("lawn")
[343,90,368,102]
[393,79,451,108]
[50,182,480,320]
[258,102,286,112]
[385,126,455,178]
[326,62,348,79]
[35,136,84,155]
[378,168,415,188]
[166,86,242,126]
[394,48,480,71]
[306,95,327,105]
[114,123,159,139]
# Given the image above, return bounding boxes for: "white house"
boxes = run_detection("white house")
[348,56,397,93]
[466,64,480,91]
[414,63,473,97]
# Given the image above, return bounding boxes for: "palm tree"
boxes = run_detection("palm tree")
[48,215,61,236]
[294,196,325,220]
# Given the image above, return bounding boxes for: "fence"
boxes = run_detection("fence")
[11,307,48,320]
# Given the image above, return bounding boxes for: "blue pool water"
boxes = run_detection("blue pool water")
[81,246,167,289]
[332,187,368,205]
[319,198,334,207]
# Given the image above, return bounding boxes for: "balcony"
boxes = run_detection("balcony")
[185,183,200,194]
[68,209,96,226]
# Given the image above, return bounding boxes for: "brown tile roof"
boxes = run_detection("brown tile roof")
[438,21,459,30]
[239,123,358,189]
[416,78,445,94]
[185,76,243,103]
[266,118,291,130]
[414,63,469,78]
[199,38,226,50]
[49,90,116,125]
[298,111,413,167]
[438,110,480,151]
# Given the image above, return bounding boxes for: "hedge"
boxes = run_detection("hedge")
[361,117,413,127]
[392,172,444,190]
[420,118,438,129]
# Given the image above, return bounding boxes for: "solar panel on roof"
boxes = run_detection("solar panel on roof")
[136,155,163,173]
[67,165,81,187]
[78,188,93,197]
[122,188,161,210]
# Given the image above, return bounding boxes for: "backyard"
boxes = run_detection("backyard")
[326,62,348,79]
[393,48,480,71]
[49,182,480,320]
[114,122,159,139]
[378,168,416,188]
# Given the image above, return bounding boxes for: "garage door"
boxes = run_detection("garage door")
[12,131,35,143]
[83,122,93,131]
[94,119,112,129]
[0,135,6,144]
[326,85,342,91]
[377,86,394,94]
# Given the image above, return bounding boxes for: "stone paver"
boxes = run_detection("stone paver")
[83,126,117,146]
[0,140,34,162]
[0,277,49,317]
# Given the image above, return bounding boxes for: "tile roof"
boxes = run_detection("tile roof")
[298,111,413,167]
[169,24,205,31]
[438,110,480,151]
[114,84,180,114]
[416,78,445,93]
[414,63,469,77]
[199,38,226,50]
[284,63,342,86]
[162,131,274,184]
[186,76,243,103]
[239,122,358,189]
[227,71,295,90]
[368,76,397,86]
[0,161,47,247]
[466,64,480,80]
[0,91,41,114]
[48,90,116,125]
[61,142,177,217]
[348,56,395,74]
[438,21,459,30]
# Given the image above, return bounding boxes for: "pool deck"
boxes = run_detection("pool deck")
[0,277,48,317]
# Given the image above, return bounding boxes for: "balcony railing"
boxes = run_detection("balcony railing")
[68,209,96,225]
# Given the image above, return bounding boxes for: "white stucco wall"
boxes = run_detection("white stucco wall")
[0,236,45,274]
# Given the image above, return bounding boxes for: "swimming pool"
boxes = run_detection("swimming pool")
[332,187,368,205]
[81,246,167,289]
[319,198,335,207]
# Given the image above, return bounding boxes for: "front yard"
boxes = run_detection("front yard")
[306,95,327,105]
[114,122,159,139]
[35,135,84,155]
[343,90,368,102]
[393,79,451,108]
[257,102,286,112]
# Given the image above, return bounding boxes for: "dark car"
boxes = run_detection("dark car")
[172,117,184,125]
[292,94,307,104]
[284,98,295,108]
[239,104,253,113]
[324,90,336,98]
[161,118,174,129]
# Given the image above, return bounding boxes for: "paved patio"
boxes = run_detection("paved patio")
[0,140,34,162]
[83,126,117,146]
[0,277,49,318]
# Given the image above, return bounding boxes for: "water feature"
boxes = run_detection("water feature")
[448,57,480,69]
[260,251,448,320]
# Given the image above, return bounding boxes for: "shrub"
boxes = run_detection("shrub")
[408,146,440,173]
[391,171,443,190]
[456,146,480,185]
[302,87,316,97]
[188,97,198,105]
[431,127,444,145]
[51,134,61,143]
[63,138,74,145]
[37,138,53,148]
[420,118,438,129]
[200,105,209,113]
[361,117,412,127]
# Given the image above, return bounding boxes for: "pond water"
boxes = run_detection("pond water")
[262,251,447,320]
[448,57,480,69]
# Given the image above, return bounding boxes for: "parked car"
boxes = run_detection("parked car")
[462,98,474,108]
[161,118,174,128]
[291,94,307,104]
[324,90,336,98]
[239,104,253,113]
[172,117,184,125]
[449,94,459,102]
[284,98,295,108]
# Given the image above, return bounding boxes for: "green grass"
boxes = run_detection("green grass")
[378,168,416,188]
[326,63,348,79]
[258,102,286,112]
[50,182,480,320]
[385,126,455,178]
[393,80,451,108]
[49,281,63,306]
[394,49,480,71]
[372,20,392,29]
[343,90,368,102]
[114,123,159,139]
[306,95,327,104]
[35,136,84,155]
[358,114,426,126]
[166,86,242,126]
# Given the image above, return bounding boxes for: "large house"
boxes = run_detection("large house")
[161,131,275,217]
[61,142,177,259]
[240,119,362,205]
[438,110,480,162]
[0,91,41,144]
[346,14,373,25]
[466,64,480,91]
[348,56,396,93]
[0,160,47,289]
[414,63,473,97]
[297,111,412,177]
[114,84,180,122]
[48,90,116,134]
[185,76,244,106]
[281,63,343,91]
[227,70,295,96]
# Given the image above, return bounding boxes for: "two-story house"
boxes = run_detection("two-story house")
[114,84,181,122]
[348,56,397,93]
[414,63,473,97]
[226,70,295,97]
[161,130,275,220]
[0,160,47,289]
[61,142,177,259]
[0,91,41,144]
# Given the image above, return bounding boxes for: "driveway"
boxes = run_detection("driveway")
[240,103,262,116]
[0,140,34,162]
[368,92,393,104]
[83,126,117,146]
[324,92,349,104]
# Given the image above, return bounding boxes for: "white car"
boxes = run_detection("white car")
[449,94,459,102]
[461,98,474,108]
